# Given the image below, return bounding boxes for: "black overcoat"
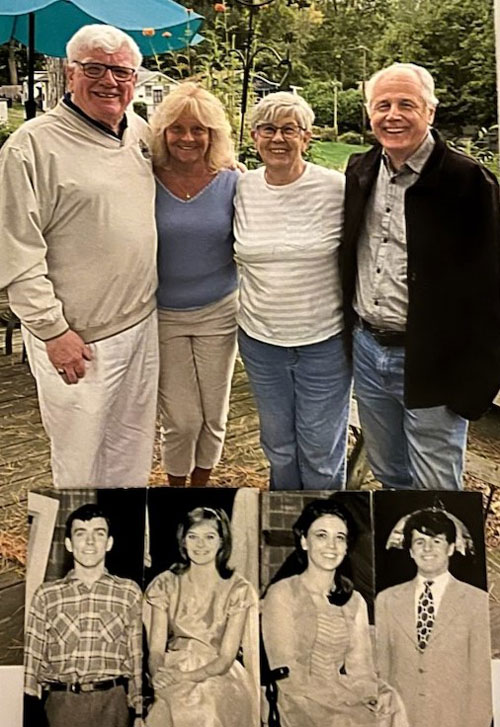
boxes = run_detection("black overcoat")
[340,130,500,420]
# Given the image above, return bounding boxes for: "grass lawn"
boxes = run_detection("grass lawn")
[310,140,371,171]
[7,104,27,130]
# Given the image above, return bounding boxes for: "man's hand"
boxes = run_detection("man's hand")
[45,329,92,384]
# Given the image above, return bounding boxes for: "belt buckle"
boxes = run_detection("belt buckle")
[69,683,81,694]
[80,682,94,693]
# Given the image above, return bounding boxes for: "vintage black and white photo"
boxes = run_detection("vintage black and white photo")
[373,491,492,727]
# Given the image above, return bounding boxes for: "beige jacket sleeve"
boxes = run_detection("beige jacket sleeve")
[0,140,69,340]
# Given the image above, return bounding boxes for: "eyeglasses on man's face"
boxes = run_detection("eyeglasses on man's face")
[72,60,136,82]
[256,123,306,139]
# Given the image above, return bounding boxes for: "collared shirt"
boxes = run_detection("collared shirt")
[24,569,142,710]
[414,571,450,621]
[62,92,128,139]
[354,131,435,330]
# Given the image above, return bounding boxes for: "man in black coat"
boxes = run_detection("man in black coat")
[341,62,500,489]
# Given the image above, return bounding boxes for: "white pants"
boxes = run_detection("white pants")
[24,312,159,489]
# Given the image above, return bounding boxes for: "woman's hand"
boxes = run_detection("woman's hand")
[154,668,183,689]
[148,651,164,678]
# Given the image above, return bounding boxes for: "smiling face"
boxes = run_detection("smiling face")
[65,517,113,570]
[368,69,435,166]
[184,520,221,567]
[252,114,311,181]
[165,113,210,168]
[300,514,348,573]
[409,529,454,579]
[66,45,136,132]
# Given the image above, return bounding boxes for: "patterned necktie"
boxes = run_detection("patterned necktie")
[416,580,435,651]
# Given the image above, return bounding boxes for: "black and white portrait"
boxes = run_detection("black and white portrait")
[143,487,260,727]
[259,491,407,727]
[373,491,492,727]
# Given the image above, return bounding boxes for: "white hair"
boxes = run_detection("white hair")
[66,24,142,68]
[251,91,315,131]
[365,62,439,110]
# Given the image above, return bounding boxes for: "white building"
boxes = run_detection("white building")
[134,69,179,118]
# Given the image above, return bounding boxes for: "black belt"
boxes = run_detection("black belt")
[44,676,127,694]
[359,318,406,347]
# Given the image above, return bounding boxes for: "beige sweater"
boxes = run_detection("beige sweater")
[0,102,157,342]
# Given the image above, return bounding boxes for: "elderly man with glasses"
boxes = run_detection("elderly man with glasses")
[0,25,158,489]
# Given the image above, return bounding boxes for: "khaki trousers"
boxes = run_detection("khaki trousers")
[158,292,238,476]
[24,312,158,489]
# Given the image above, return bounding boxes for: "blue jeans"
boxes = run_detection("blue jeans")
[353,326,468,490]
[238,328,352,490]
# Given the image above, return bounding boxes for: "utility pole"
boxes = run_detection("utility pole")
[495,0,500,164]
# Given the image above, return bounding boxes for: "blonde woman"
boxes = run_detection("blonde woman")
[150,84,239,487]
[145,507,258,726]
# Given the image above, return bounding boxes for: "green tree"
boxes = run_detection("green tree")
[373,0,497,131]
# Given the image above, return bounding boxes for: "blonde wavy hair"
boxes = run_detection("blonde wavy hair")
[150,82,235,172]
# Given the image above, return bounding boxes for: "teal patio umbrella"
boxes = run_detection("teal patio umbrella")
[0,0,204,117]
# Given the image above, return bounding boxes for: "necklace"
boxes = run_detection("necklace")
[159,167,214,200]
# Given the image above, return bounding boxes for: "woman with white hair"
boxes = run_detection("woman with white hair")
[234,92,351,490]
[150,84,239,487]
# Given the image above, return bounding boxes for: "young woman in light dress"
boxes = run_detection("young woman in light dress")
[145,506,258,727]
[262,498,408,727]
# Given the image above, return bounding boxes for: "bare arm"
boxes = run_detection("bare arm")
[148,604,168,677]
[127,588,143,716]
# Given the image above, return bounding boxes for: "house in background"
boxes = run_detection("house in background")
[134,68,179,118]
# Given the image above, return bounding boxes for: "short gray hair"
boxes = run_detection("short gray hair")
[66,24,142,68]
[251,91,315,131]
[365,62,439,110]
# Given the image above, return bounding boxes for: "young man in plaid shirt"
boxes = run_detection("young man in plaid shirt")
[24,504,143,727]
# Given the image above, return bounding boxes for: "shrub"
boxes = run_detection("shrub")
[0,124,14,149]
[338,131,364,145]
[318,127,338,142]
[133,102,148,122]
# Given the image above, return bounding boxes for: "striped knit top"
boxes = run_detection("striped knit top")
[309,593,350,679]
[233,162,345,346]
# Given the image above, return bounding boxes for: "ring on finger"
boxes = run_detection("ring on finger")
[57,368,65,375]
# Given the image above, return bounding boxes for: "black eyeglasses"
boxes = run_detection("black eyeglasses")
[72,60,136,82]
[256,123,306,139]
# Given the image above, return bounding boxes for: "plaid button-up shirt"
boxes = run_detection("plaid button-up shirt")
[354,132,435,331]
[24,569,142,710]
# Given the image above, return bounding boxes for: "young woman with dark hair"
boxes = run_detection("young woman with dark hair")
[262,498,403,727]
